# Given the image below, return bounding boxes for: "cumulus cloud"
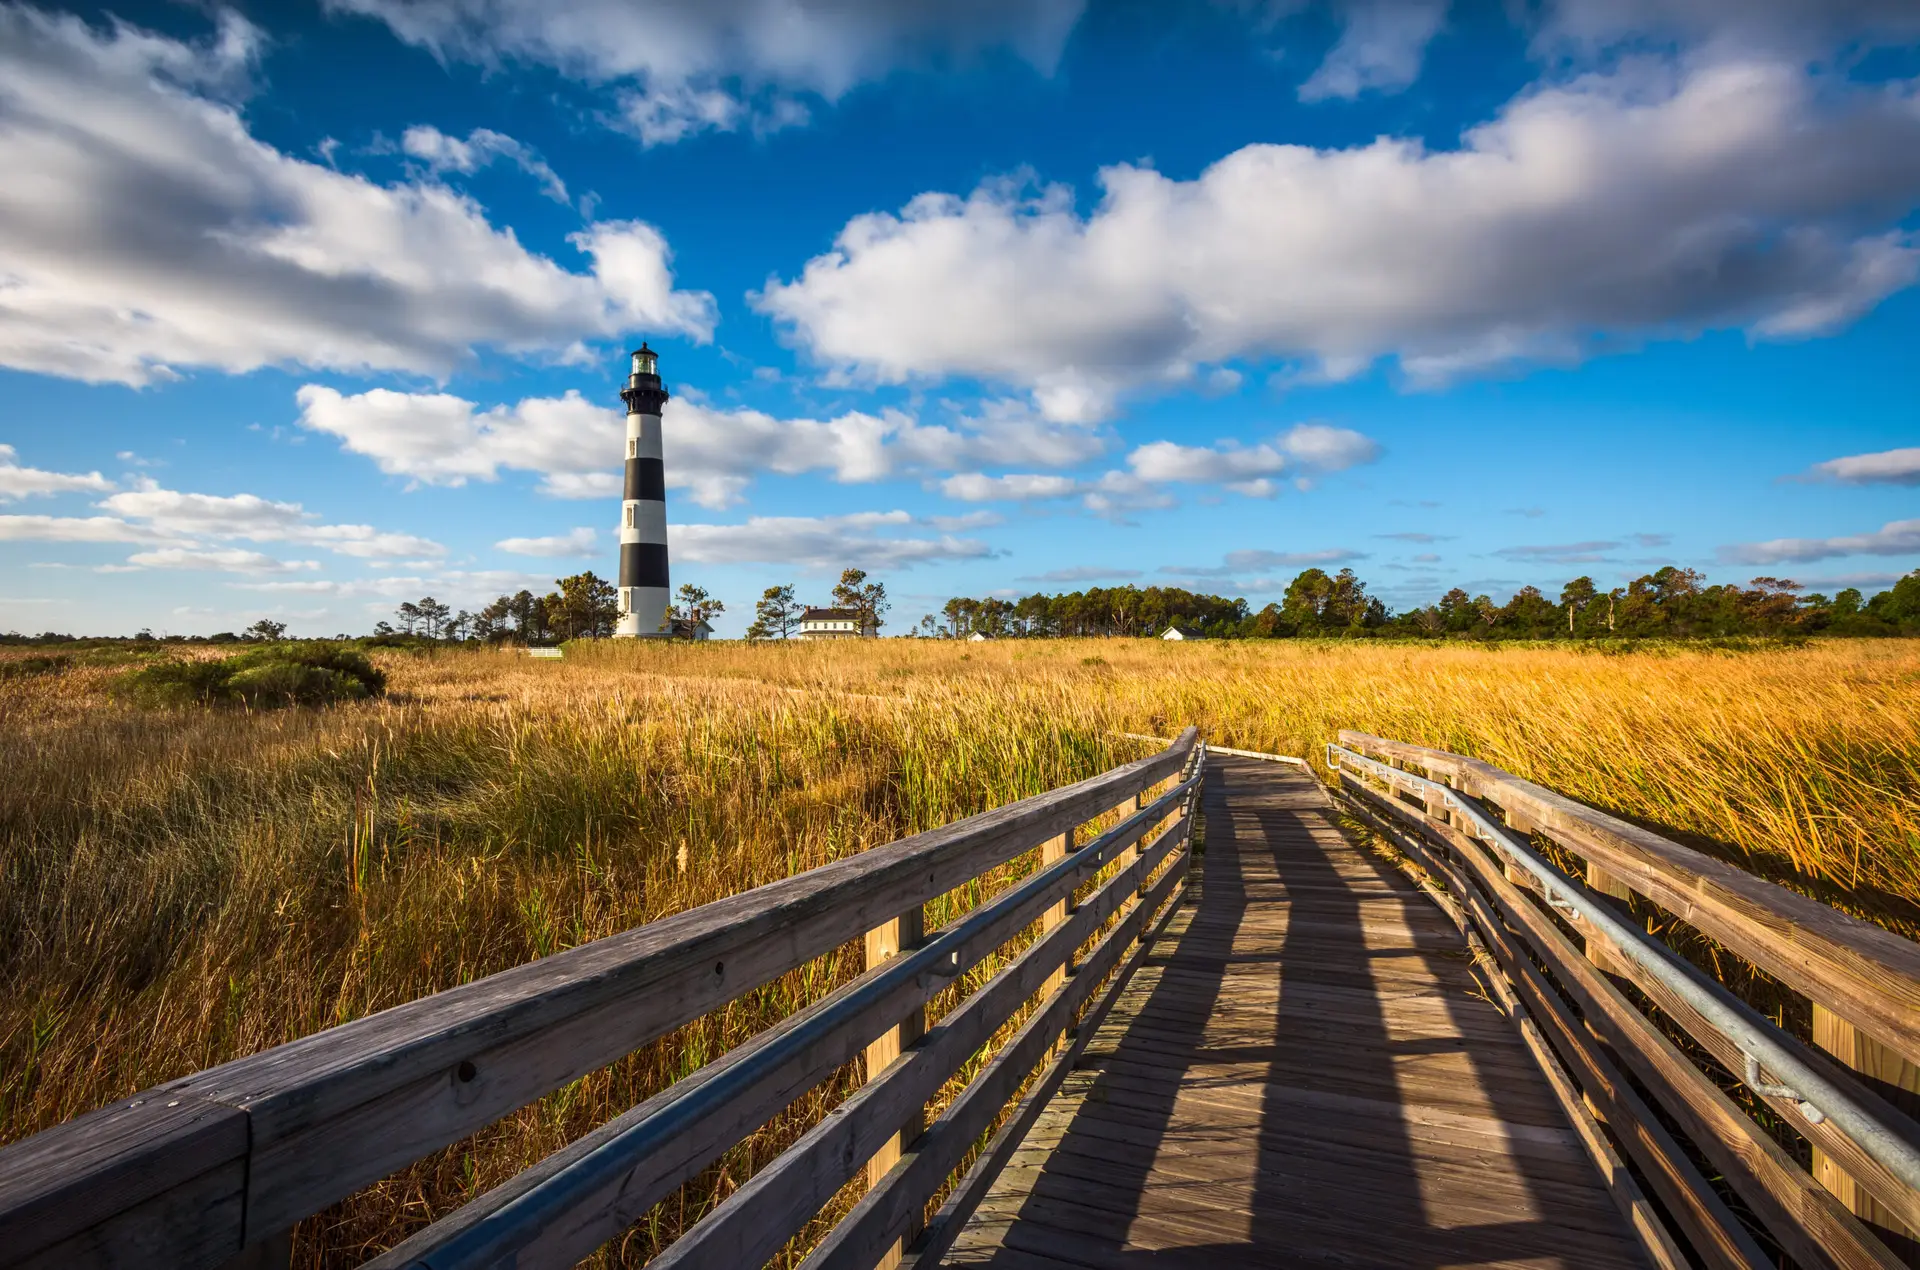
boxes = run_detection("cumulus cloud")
[1800,446,1920,486]
[0,445,113,500]
[757,57,1920,412]
[328,0,1085,145]
[0,514,146,543]
[1299,0,1449,103]
[123,547,320,573]
[1718,519,1920,564]
[939,473,1084,502]
[497,527,600,557]
[937,422,1380,510]
[400,124,571,204]
[0,7,713,386]
[673,510,993,569]
[97,480,445,559]
[294,384,1106,508]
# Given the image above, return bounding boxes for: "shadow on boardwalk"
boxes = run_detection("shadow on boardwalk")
[944,755,1645,1269]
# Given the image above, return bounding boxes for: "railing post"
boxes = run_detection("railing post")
[1585,862,1635,977]
[1041,829,1074,1004]
[864,905,926,1270]
[1811,1006,1920,1257]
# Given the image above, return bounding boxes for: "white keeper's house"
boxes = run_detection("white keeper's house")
[798,607,877,640]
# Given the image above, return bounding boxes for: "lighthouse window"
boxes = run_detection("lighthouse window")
[628,438,637,459]
[625,505,636,528]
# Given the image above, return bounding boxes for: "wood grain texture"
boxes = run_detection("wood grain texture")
[866,906,928,1270]
[943,756,1645,1269]
[1339,731,1920,1069]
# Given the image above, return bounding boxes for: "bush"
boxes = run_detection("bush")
[0,654,73,680]
[116,643,385,709]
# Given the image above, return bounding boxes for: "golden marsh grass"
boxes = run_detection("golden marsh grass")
[3,637,1916,1264]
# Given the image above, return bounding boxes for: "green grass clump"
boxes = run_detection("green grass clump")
[117,643,387,709]
[0,655,72,680]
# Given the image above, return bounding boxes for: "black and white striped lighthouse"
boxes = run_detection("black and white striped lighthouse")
[615,343,671,638]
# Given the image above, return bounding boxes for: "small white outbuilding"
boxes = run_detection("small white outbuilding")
[1160,626,1203,641]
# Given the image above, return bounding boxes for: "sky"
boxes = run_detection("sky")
[1,0,1917,638]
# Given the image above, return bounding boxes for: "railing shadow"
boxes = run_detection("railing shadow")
[959,755,1640,1267]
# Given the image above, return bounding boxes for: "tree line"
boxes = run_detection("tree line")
[931,566,1920,640]
[377,575,726,644]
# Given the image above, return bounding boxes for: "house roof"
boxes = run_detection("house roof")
[800,607,862,621]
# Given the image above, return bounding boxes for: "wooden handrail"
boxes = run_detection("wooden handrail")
[1338,729,1920,1066]
[1330,735,1920,1270]
[0,730,1198,1269]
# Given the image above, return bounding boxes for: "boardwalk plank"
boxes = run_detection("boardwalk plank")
[941,755,1648,1270]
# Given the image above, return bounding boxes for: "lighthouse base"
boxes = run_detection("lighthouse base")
[615,585,672,638]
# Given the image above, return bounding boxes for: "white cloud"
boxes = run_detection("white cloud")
[0,7,713,386]
[497,527,600,557]
[400,124,570,203]
[294,384,1105,508]
[96,480,444,559]
[1299,0,1449,103]
[936,423,1380,511]
[1279,423,1381,471]
[1128,440,1287,490]
[757,58,1920,411]
[673,511,993,569]
[0,514,146,542]
[939,473,1084,502]
[1801,446,1920,486]
[1718,519,1920,564]
[0,445,113,500]
[328,0,1085,145]
[123,547,320,574]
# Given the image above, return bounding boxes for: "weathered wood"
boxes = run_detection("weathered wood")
[865,905,927,1270]
[0,1094,247,1264]
[363,772,1201,1270]
[1815,1005,1920,1264]
[1038,830,1071,1009]
[946,756,1648,1270]
[0,732,1197,1268]
[1340,730,1920,1069]
[1337,778,1762,1269]
[1585,862,1633,975]
[653,815,1192,1270]
[826,854,1192,1270]
[1342,766,1902,1270]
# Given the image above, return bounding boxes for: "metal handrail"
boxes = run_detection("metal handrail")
[1327,741,1920,1196]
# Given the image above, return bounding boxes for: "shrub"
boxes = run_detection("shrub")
[0,654,73,680]
[116,643,385,709]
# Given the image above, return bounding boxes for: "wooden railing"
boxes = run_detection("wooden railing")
[0,731,1203,1270]
[1330,730,1920,1270]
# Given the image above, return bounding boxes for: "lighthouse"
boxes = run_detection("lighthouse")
[615,343,671,637]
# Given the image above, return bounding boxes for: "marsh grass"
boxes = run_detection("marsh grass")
[2,637,1917,1264]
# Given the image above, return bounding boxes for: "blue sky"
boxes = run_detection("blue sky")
[2,0,1917,637]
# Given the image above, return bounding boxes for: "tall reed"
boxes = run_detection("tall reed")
[2,637,1915,1264]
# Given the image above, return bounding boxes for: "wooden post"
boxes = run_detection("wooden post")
[1041,830,1074,1001]
[864,905,925,1270]
[1586,862,1634,977]
[1812,1005,1920,1263]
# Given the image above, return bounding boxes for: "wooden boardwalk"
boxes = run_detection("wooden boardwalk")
[943,754,1648,1269]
